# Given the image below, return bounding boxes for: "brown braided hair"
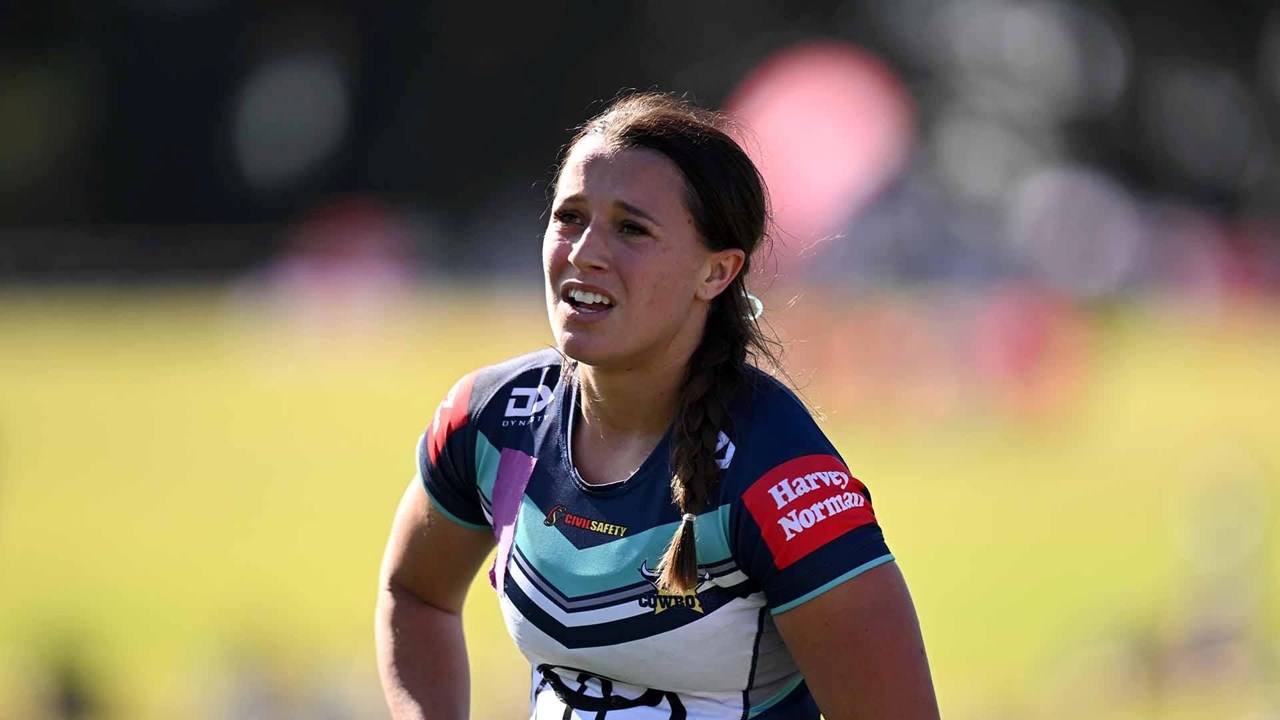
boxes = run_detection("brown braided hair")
[556,93,782,592]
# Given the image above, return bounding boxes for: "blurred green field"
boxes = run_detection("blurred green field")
[0,288,1277,719]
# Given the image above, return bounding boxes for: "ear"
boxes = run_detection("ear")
[695,248,746,301]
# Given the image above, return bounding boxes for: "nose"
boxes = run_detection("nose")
[566,222,610,272]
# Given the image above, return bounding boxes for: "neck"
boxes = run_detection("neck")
[575,352,687,439]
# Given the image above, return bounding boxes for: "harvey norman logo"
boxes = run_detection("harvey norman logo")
[742,454,876,569]
[766,469,866,540]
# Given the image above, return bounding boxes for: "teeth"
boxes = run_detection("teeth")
[568,288,613,306]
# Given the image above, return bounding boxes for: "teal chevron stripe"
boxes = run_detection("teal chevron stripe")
[748,676,803,717]
[770,554,895,616]
[475,431,501,504]
[421,476,490,531]
[512,500,733,598]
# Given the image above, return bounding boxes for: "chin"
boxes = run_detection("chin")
[555,332,624,369]
[557,336,605,366]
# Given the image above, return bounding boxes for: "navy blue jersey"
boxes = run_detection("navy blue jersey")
[418,349,893,718]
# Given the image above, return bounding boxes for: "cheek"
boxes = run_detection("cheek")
[633,252,699,316]
[542,233,565,276]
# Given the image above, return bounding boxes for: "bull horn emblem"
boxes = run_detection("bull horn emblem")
[638,560,712,588]
[638,559,661,583]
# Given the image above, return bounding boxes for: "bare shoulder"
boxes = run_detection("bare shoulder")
[378,480,496,614]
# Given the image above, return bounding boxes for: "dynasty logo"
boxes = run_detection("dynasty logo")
[543,504,628,537]
[501,368,555,428]
[636,561,711,614]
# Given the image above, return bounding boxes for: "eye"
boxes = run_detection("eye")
[553,209,584,226]
[619,221,649,236]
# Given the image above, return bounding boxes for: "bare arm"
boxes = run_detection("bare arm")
[773,561,939,720]
[375,480,495,720]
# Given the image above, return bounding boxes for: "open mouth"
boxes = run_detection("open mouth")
[563,287,615,313]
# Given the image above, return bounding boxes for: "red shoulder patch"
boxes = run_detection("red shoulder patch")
[425,372,477,466]
[741,454,876,569]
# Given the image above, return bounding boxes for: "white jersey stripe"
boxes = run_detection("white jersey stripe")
[509,552,653,627]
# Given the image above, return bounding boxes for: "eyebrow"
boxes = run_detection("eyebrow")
[558,194,662,228]
[616,200,661,227]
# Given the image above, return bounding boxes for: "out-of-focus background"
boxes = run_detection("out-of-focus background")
[2,0,1278,718]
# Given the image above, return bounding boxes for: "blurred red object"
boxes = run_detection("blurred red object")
[973,283,1092,416]
[726,42,914,280]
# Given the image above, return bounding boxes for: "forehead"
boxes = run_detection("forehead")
[556,135,690,211]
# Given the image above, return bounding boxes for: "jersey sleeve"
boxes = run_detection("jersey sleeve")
[417,371,489,530]
[732,446,893,615]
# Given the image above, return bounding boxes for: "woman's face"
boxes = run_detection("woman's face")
[543,134,742,372]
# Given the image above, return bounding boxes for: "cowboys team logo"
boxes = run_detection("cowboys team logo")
[636,561,711,614]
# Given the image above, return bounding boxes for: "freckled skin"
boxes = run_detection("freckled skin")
[543,135,713,374]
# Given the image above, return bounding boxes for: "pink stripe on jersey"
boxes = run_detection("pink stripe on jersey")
[489,448,538,593]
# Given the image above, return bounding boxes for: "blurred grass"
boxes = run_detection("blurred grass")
[0,287,1277,719]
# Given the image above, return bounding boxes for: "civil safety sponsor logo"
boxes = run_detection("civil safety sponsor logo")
[543,504,628,538]
[741,454,876,569]
[636,560,710,614]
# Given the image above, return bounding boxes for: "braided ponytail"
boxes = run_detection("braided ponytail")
[555,92,783,593]
[655,300,750,592]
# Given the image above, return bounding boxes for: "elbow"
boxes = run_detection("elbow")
[376,573,463,624]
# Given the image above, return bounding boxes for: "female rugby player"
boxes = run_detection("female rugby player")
[376,92,939,719]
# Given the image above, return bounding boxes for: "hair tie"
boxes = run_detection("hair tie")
[681,513,696,523]
[745,291,764,320]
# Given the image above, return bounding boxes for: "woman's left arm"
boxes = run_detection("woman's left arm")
[773,560,940,720]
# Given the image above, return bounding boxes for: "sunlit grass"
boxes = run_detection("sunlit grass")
[0,288,1276,718]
